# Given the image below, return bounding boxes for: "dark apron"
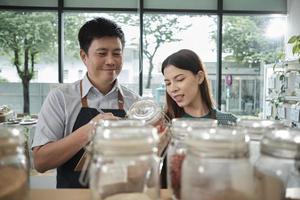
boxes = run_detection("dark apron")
[56,80,125,188]
[160,109,217,188]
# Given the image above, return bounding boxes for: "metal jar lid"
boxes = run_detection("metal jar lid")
[92,120,159,156]
[185,127,249,158]
[261,128,300,159]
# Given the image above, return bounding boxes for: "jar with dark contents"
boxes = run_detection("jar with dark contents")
[167,118,217,200]
[181,127,261,200]
[0,127,28,200]
[255,128,300,200]
[88,120,160,200]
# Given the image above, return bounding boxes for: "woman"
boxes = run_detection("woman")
[161,49,237,125]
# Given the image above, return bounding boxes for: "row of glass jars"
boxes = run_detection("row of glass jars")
[167,118,300,200]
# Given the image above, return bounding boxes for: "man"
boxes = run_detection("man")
[32,17,140,188]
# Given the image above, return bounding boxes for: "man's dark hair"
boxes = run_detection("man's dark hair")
[78,17,125,53]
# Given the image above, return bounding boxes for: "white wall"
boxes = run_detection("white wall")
[286,0,300,60]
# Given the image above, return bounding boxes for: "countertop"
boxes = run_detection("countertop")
[29,189,172,200]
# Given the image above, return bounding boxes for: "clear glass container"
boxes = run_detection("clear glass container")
[127,100,171,160]
[255,128,300,200]
[127,99,169,133]
[89,120,160,200]
[181,127,261,200]
[0,126,28,200]
[167,118,218,200]
[237,119,285,164]
[79,119,146,186]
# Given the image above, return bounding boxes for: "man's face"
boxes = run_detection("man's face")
[80,36,123,85]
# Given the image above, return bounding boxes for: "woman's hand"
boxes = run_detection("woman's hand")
[157,127,171,157]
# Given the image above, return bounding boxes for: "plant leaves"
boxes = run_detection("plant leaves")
[288,35,298,43]
[292,44,300,55]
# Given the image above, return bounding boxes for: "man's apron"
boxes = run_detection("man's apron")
[56,80,125,188]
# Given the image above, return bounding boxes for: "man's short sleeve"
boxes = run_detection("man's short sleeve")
[31,88,66,148]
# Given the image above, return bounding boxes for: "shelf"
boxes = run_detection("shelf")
[284,96,300,101]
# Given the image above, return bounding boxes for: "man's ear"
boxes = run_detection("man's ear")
[197,70,205,85]
[80,49,87,64]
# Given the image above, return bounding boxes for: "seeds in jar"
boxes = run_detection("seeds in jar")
[0,167,28,200]
[104,193,153,200]
[170,153,185,199]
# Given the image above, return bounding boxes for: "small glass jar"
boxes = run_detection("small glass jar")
[237,119,285,164]
[127,99,168,133]
[167,118,217,200]
[255,128,300,200]
[89,120,160,200]
[0,127,28,200]
[181,126,260,200]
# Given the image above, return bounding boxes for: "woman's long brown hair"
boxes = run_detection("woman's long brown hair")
[161,49,215,119]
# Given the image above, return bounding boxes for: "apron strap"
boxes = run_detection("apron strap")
[210,109,217,119]
[117,89,124,110]
[80,80,88,108]
[80,80,125,110]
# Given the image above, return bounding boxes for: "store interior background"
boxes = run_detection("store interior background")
[1,0,300,189]
[0,0,299,118]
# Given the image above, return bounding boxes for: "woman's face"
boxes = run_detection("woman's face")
[163,64,203,108]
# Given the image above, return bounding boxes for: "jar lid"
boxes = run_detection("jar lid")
[185,127,249,158]
[127,99,162,125]
[171,118,218,139]
[237,119,285,140]
[261,128,300,159]
[92,120,159,156]
[0,127,23,150]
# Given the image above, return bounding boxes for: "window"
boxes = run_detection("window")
[0,11,58,83]
[63,12,140,93]
[142,13,218,104]
[0,11,58,113]
[221,15,286,117]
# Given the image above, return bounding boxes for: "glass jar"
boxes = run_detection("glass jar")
[255,128,300,200]
[127,99,168,133]
[167,118,217,200]
[127,100,171,159]
[0,126,28,200]
[237,119,285,164]
[181,126,260,200]
[89,120,160,200]
[79,119,146,185]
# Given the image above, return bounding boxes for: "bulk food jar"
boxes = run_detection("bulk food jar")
[127,99,170,158]
[237,119,285,164]
[89,121,160,200]
[78,119,146,185]
[255,128,300,200]
[181,127,261,200]
[0,127,28,200]
[167,118,217,200]
[127,99,169,133]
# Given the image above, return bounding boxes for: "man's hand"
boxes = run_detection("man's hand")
[91,112,120,123]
